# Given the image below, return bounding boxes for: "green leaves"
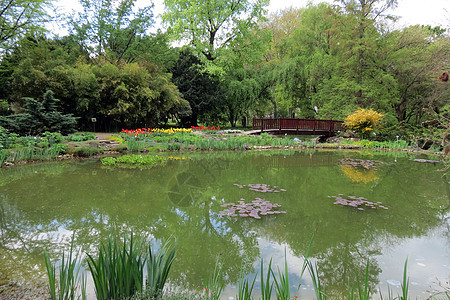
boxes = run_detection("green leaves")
[0,0,51,53]
[100,154,168,169]
[87,233,146,300]
[44,234,85,300]
[163,0,269,62]
[146,237,177,298]
[70,0,155,61]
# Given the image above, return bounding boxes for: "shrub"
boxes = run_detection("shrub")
[68,147,100,157]
[68,132,97,142]
[0,90,78,136]
[43,131,65,144]
[0,126,8,149]
[344,109,384,139]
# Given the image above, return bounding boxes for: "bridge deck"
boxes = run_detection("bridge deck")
[251,118,344,136]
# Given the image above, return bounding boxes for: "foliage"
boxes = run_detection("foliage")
[0,90,78,135]
[0,0,51,53]
[0,125,8,149]
[385,25,450,124]
[67,132,96,142]
[69,0,154,62]
[271,252,291,299]
[44,234,85,300]
[170,49,223,126]
[163,0,269,62]
[67,147,100,158]
[101,154,168,169]
[344,109,384,139]
[237,268,256,300]
[122,128,192,136]
[146,238,177,299]
[203,259,223,300]
[87,234,146,300]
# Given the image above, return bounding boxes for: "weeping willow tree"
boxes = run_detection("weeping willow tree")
[223,68,270,127]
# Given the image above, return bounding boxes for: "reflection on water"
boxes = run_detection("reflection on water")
[0,150,448,298]
[340,165,379,183]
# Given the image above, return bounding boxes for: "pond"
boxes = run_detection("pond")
[0,150,448,299]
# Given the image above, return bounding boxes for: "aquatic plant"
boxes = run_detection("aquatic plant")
[101,154,168,169]
[338,158,391,169]
[306,260,329,300]
[237,268,256,300]
[203,259,223,300]
[410,158,441,163]
[146,238,177,299]
[272,251,291,300]
[233,183,287,193]
[219,198,286,219]
[44,235,85,300]
[329,194,388,211]
[347,260,371,300]
[87,234,146,300]
[260,259,274,300]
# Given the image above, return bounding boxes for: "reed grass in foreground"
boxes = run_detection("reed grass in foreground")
[44,235,85,300]
[44,233,439,300]
[87,234,146,300]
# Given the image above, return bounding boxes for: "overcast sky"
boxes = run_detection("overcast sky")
[54,0,450,35]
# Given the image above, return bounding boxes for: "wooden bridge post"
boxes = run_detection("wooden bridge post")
[261,118,263,133]
[313,119,316,135]
[279,118,282,134]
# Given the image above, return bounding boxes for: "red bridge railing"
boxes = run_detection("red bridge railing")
[252,118,344,135]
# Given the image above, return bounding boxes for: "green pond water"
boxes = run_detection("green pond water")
[0,150,448,299]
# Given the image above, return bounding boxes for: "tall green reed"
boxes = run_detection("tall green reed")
[203,259,223,300]
[260,259,273,300]
[306,260,328,300]
[0,150,7,166]
[44,235,86,300]
[87,233,146,300]
[146,238,177,299]
[271,249,291,300]
[237,268,256,300]
[399,259,409,300]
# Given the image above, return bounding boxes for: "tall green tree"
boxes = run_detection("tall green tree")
[0,0,51,53]
[319,0,398,113]
[1,36,86,112]
[0,90,78,135]
[70,0,154,62]
[162,0,269,62]
[386,25,450,124]
[263,3,334,118]
[170,49,223,126]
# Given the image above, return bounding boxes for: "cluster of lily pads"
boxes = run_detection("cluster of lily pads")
[219,198,286,219]
[338,158,391,169]
[233,183,287,193]
[329,194,388,210]
[410,158,441,164]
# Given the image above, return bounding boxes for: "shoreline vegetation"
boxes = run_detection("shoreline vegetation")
[3,234,449,300]
[0,128,447,169]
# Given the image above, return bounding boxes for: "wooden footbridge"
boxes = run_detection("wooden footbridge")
[249,118,344,136]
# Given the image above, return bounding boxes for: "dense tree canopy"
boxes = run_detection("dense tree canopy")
[163,0,269,62]
[0,0,51,53]
[0,0,447,136]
